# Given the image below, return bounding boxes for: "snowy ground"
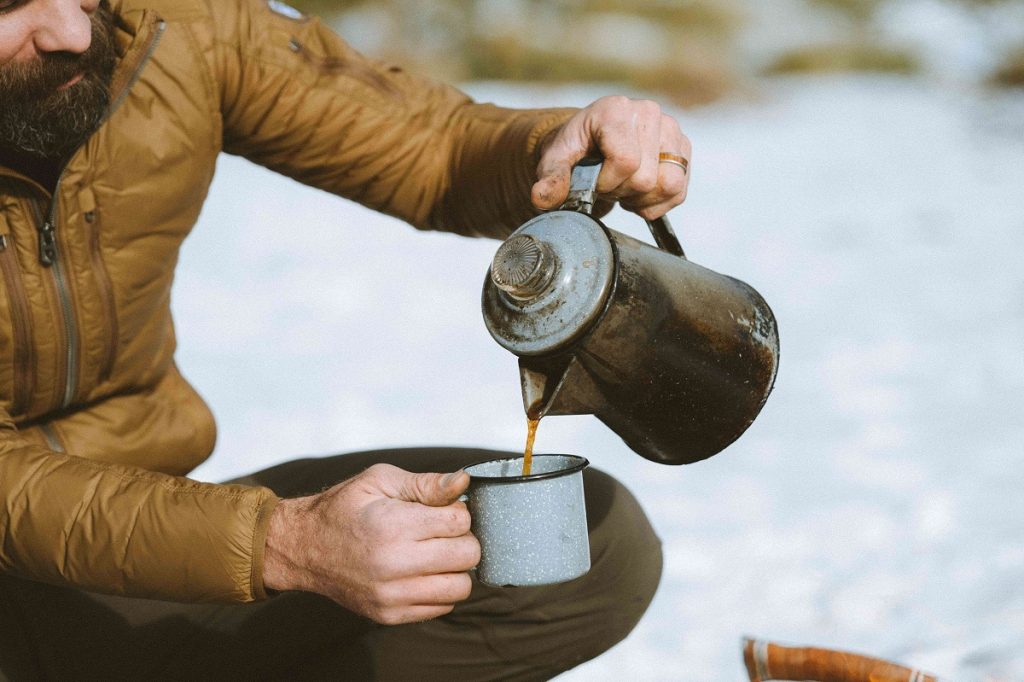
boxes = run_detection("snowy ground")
[176,77,1024,681]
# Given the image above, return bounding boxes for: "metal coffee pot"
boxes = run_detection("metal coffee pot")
[481,159,780,465]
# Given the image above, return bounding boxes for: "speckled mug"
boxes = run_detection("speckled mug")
[463,454,590,587]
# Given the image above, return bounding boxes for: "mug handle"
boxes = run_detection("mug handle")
[559,157,686,259]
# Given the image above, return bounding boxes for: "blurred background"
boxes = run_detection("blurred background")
[286,0,1024,106]
[178,1,1024,680]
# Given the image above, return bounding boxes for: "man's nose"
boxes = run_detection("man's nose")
[33,0,94,55]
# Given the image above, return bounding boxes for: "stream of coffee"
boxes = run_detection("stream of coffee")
[522,417,540,475]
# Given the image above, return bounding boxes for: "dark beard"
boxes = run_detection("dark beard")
[0,1,118,161]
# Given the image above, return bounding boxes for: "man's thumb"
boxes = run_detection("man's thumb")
[532,118,590,211]
[398,470,469,507]
[531,160,574,211]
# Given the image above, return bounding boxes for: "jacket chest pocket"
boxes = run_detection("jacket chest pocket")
[0,232,35,414]
[81,188,119,384]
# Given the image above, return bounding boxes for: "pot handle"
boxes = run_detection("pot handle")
[560,157,686,259]
[647,215,685,258]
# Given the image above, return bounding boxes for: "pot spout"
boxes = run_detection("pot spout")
[519,355,604,419]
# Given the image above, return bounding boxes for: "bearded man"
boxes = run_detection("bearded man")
[0,0,690,678]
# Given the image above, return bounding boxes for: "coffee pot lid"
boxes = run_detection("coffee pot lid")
[482,210,614,356]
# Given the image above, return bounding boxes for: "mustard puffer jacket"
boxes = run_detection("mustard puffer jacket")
[0,0,573,602]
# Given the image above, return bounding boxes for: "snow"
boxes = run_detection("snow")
[175,77,1024,680]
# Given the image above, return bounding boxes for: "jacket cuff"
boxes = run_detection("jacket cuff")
[248,490,280,601]
[491,107,579,234]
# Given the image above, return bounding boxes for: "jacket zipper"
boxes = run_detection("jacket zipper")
[30,197,77,409]
[86,209,119,382]
[102,21,166,125]
[29,20,166,410]
[40,423,65,453]
[0,233,35,414]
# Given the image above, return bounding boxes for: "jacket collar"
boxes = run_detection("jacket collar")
[106,6,163,118]
[0,7,163,191]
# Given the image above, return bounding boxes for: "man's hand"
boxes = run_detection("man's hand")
[532,95,691,221]
[263,464,478,625]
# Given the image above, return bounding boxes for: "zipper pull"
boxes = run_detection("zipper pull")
[38,220,57,266]
[0,234,8,251]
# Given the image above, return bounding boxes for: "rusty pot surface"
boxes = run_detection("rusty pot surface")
[482,159,779,465]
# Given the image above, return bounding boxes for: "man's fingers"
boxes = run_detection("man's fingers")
[618,115,690,219]
[405,466,468,503]
[396,469,468,506]
[370,572,473,623]
[377,533,479,578]
[404,501,472,540]
[531,159,573,211]
[367,464,469,507]
[597,99,661,196]
[532,123,589,210]
[405,572,475,606]
[372,603,456,626]
[387,532,479,577]
[533,97,648,209]
[659,111,692,158]
[368,573,474,624]
[416,536,480,572]
[533,97,691,221]
[656,113,691,204]
[592,135,641,195]
[303,465,481,625]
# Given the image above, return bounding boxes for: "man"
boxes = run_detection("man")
[0,0,690,677]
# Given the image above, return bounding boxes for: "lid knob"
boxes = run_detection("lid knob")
[490,234,555,300]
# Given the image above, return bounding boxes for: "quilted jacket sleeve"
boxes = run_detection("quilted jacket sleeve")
[201,0,576,238]
[0,411,279,602]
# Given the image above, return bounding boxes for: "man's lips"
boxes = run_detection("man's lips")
[57,73,84,91]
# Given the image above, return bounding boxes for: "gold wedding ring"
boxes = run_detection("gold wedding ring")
[658,152,689,174]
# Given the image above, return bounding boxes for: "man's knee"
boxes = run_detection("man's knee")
[474,468,662,673]
[576,467,663,654]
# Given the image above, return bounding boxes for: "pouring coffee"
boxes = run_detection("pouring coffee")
[481,158,780,465]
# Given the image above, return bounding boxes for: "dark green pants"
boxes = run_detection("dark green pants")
[0,448,662,681]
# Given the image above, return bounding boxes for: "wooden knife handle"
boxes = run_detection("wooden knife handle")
[742,638,939,682]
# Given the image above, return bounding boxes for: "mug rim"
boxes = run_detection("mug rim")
[463,453,589,484]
